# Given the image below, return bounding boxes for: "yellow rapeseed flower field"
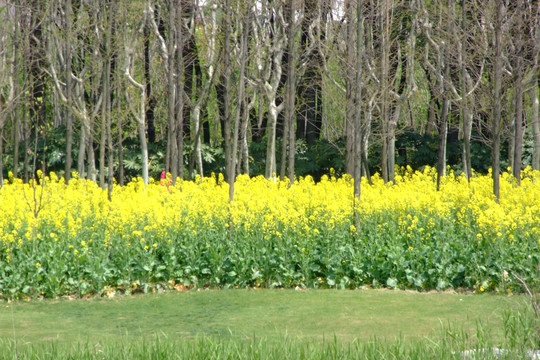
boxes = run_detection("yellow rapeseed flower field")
[0,166,538,298]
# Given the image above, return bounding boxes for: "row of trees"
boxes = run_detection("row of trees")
[0,0,538,201]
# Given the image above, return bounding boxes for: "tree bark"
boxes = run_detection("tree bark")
[176,1,185,180]
[261,2,286,179]
[117,99,125,186]
[380,0,390,182]
[64,0,73,183]
[531,1,540,171]
[531,82,540,170]
[491,1,505,202]
[286,3,296,185]
[144,18,156,144]
[354,0,365,202]
[222,0,233,197]
[512,69,524,184]
[166,0,178,181]
[99,6,113,189]
[282,0,296,184]
[461,73,473,180]
[345,0,356,177]
[230,4,248,198]
[124,14,150,186]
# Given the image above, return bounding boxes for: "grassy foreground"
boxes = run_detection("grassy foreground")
[1,289,537,359]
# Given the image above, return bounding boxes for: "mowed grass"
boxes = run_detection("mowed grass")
[0,289,526,345]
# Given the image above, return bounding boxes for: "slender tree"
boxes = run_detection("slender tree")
[508,0,536,184]
[252,0,287,179]
[123,8,149,185]
[490,0,506,201]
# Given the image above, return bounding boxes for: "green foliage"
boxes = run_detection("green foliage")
[0,205,537,299]
[0,121,521,182]
[249,137,346,180]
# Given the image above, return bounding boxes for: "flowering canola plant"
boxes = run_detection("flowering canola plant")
[0,166,538,299]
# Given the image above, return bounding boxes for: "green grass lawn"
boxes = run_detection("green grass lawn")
[0,289,526,345]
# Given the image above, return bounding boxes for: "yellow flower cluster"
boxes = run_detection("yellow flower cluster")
[0,166,538,254]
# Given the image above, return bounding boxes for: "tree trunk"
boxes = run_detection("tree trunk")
[117,109,125,186]
[492,1,505,202]
[64,0,73,183]
[87,124,96,182]
[265,104,278,179]
[222,0,233,196]
[106,71,114,200]
[531,82,540,170]
[436,41,450,190]
[176,1,185,180]
[125,42,149,185]
[279,104,289,181]
[144,21,156,144]
[181,1,197,139]
[380,0,390,183]
[12,110,19,178]
[345,0,356,177]
[262,3,285,180]
[460,0,473,181]
[167,0,178,181]
[531,2,540,171]
[78,117,87,177]
[100,62,110,188]
[23,115,30,182]
[230,4,248,198]
[354,0,365,202]
[387,106,399,183]
[285,0,296,184]
[239,91,254,176]
[195,110,203,178]
[436,98,449,191]
[461,73,473,180]
[138,109,149,185]
[512,69,524,184]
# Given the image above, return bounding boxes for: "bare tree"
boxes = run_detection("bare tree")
[123,7,149,185]
[221,0,234,197]
[278,0,298,183]
[0,2,17,186]
[185,1,218,180]
[531,0,540,171]
[146,0,184,182]
[353,0,365,201]
[48,0,103,182]
[377,0,418,183]
[64,0,74,182]
[532,7,540,170]
[490,0,507,201]
[226,1,250,199]
[252,0,287,179]
[422,1,454,190]
[458,0,486,181]
[508,0,537,184]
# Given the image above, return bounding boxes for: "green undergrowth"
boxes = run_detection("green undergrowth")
[1,218,538,300]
